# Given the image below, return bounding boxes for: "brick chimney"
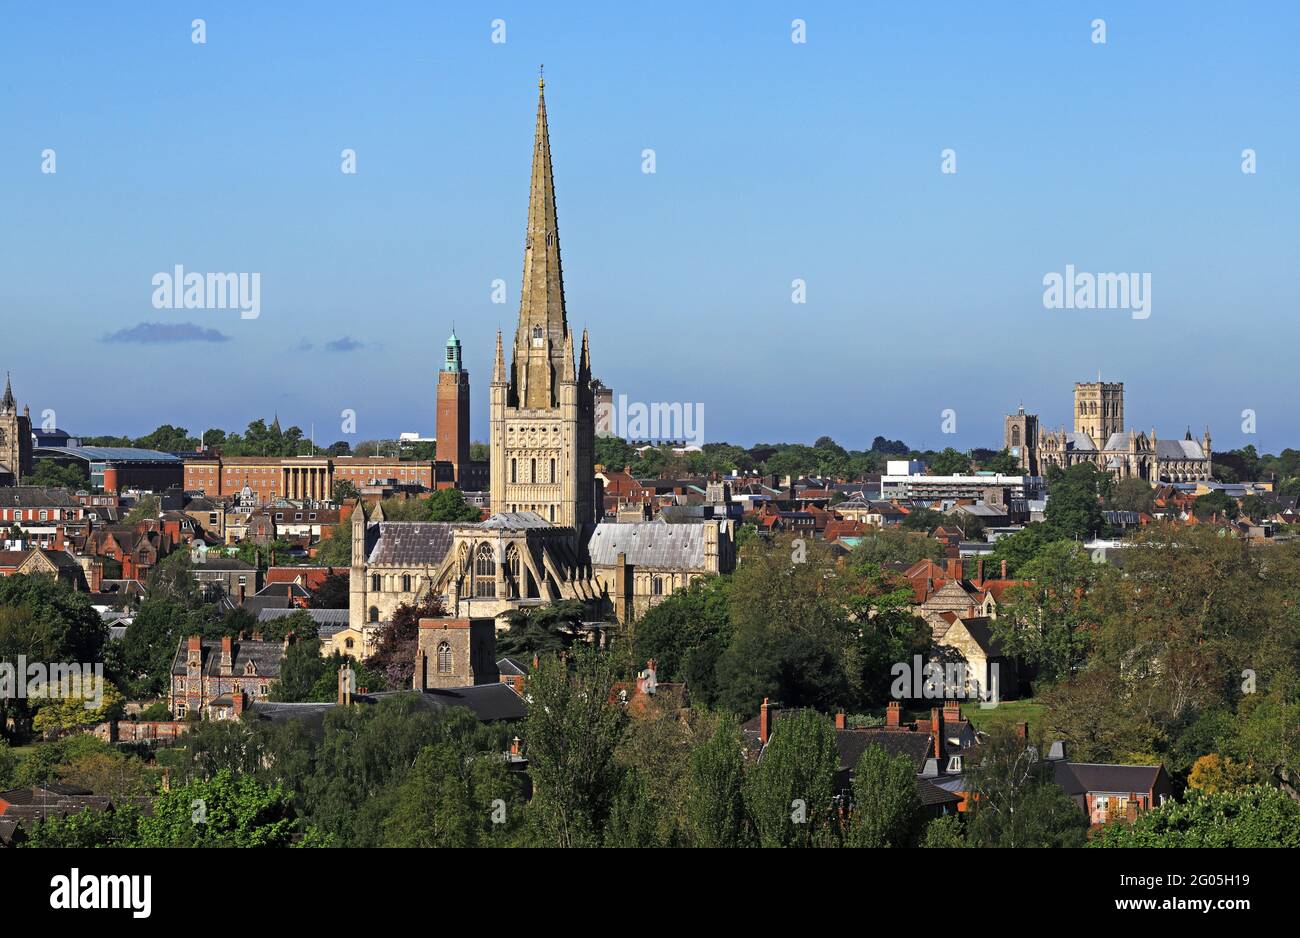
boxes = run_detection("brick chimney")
[886,700,901,728]
[1000,559,1007,578]
[759,698,772,745]
[232,688,245,717]
[931,707,943,759]
[219,635,233,675]
[187,634,202,655]
[835,710,846,730]
[943,699,961,726]
[1126,795,1139,823]
[510,736,521,757]
[975,560,984,584]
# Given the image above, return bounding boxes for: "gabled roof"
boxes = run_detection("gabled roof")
[588,520,724,569]
[366,521,457,566]
[1053,761,1165,795]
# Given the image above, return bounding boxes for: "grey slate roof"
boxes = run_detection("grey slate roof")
[497,656,531,676]
[588,520,717,569]
[1053,761,1164,795]
[0,486,81,508]
[367,522,457,566]
[1063,432,1096,451]
[478,511,551,530]
[257,607,350,625]
[169,637,285,677]
[1156,439,1205,460]
[368,684,528,722]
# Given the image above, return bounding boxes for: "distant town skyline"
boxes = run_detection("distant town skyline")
[3,3,1297,452]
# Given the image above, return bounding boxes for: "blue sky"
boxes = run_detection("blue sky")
[2,2,1297,452]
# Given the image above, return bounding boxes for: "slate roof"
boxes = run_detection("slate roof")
[478,511,552,530]
[588,520,721,568]
[1156,439,1205,460]
[366,522,457,566]
[916,777,963,807]
[497,656,531,676]
[169,637,285,677]
[0,486,81,508]
[834,729,935,773]
[257,607,350,625]
[1063,432,1096,451]
[1053,761,1164,795]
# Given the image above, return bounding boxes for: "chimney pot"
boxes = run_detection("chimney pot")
[835,710,846,730]
[760,698,772,745]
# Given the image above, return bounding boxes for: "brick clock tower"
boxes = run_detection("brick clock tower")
[436,330,471,483]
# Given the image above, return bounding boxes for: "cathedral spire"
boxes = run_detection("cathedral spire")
[0,373,13,415]
[493,330,506,384]
[515,72,569,408]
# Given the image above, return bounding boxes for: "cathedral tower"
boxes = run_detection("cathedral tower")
[489,75,596,530]
[0,374,33,485]
[1073,380,1124,446]
[436,329,471,482]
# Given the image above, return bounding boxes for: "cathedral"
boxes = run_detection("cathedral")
[346,77,734,643]
[1006,380,1212,483]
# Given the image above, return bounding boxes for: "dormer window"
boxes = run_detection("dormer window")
[531,325,544,348]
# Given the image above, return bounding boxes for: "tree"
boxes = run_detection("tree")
[423,488,484,522]
[929,447,971,475]
[1187,754,1256,794]
[366,596,445,690]
[686,714,748,848]
[381,710,523,847]
[136,769,297,847]
[1107,477,1155,514]
[309,572,349,609]
[32,676,126,733]
[123,495,160,524]
[848,528,943,567]
[24,460,87,491]
[1192,489,1238,521]
[845,744,921,847]
[21,805,142,848]
[497,600,586,658]
[0,575,107,741]
[632,577,731,705]
[992,540,1103,682]
[331,479,360,503]
[964,726,1087,848]
[714,535,861,717]
[921,814,966,847]
[1091,786,1300,848]
[523,648,626,848]
[743,709,840,847]
[1044,463,1107,540]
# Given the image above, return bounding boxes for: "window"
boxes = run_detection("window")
[550,458,556,482]
[511,459,517,484]
[402,574,412,591]
[652,576,664,596]
[345,638,354,650]
[371,574,381,591]
[437,641,453,673]
[530,458,537,483]
[474,543,496,598]
[369,606,380,623]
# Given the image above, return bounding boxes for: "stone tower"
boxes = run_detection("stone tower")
[0,374,33,485]
[436,329,471,482]
[489,75,596,531]
[1073,380,1124,445]
[1004,405,1039,476]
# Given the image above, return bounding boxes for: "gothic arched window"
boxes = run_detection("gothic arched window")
[474,543,496,598]
[368,606,380,623]
[652,576,664,596]
[437,641,452,673]
[511,458,517,483]
[1011,426,1021,447]
[402,574,412,592]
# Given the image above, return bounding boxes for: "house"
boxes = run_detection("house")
[168,634,286,719]
[741,699,975,818]
[0,547,89,590]
[190,556,261,604]
[1046,742,1174,825]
